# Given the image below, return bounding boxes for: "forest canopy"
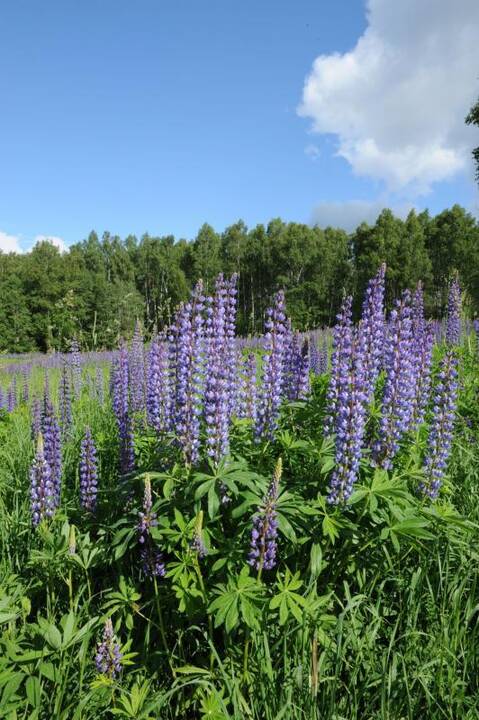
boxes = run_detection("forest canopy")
[1,204,478,352]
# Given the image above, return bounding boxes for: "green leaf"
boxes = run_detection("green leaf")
[62,612,75,646]
[208,484,220,519]
[389,517,434,540]
[44,623,62,650]
[175,665,211,675]
[25,676,42,708]
[194,479,215,501]
[309,543,322,579]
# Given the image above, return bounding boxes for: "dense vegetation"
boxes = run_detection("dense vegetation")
[1,204,479,352]
[0,269,478,719]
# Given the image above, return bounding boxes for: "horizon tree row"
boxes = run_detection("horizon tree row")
[0,203,478,352]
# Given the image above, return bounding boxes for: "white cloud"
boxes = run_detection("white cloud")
[34,235,67,253]
[0,231,22,253]
[0,231,68,254]
[305,144,320,160]
[298,0,479,194]
[311,199,414,232]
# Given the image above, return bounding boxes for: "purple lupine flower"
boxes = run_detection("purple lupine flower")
[360,264,385,399]
[43,371,50,408]
[0,386,4,410]
[31,397,42,439]
[420,351,458,499]
[42,398,62,507]
[30,434,56,527]
[284,335,310,401]
[309,340,321,375]
[298,341,311,400]
[283,330,300,400]
[59,357,72,434]
[325,297,353,436]
[373,290,415,469]
[96,366,105,406]
[138,476,157,538]
[248,458,282,571]
[69,338,82,397]
[129,320,146,413]
[255,291,288,440]
[410,322,435,431]
[318,341,328,375]
[140,543,166,578]
[95,619,122,678]
[327,324,368,504]
[79,427,98,512]
[171,282,205,465]
[445,278,461,346]
[7,377,17,412]
[22,368,30,404]
[204,276,230,465]
[238,353,258,423]
[409,283,435,431]
[120,414,135,475]
[146,335,172,434]
[309,336,328,376]
[473,319,479,336]
[225,273,239,416]
[137,477,165,578]
[112,340,135,474]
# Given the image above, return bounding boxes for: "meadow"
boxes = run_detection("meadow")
[0,268,478,720]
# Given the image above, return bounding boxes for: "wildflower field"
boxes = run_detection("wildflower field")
[1,268,479,720]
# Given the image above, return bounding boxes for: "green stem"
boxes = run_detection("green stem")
[243,561,263,684]
[153,575,176,678]
[68,569,73,611]
[194,557,215,670]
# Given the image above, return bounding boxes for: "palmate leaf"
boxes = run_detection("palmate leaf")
[380,511,435,551]
[422,502,478,532]
[277,430,311,453]
[209,566,263,632]
[193,460,266,519]
[349,468,413,513]
[270,568,307,625]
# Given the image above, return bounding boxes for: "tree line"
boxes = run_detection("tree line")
[0,204,478,352]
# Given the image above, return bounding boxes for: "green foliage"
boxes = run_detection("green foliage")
[2,341,479,718]
[2,206,479,352]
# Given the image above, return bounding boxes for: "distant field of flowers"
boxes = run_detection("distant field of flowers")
[1,268,479,720]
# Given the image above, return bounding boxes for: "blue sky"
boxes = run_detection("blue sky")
[0,0,478,251]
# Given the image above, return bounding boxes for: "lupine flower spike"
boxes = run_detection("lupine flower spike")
[191,510,208,558]
[204,275,230,465]
[360,263,385,400]
[256,292,288,440]
[248,457,282,572]
[79,427,98,512]
[420,351,458,499]
[137,476,165,578]
[445,278,461,346]
[95,619,122,678]
[30,433,55,527]
[42,399,62,507]
[172,281,205,465]
[325,297,353,436]
[373,290,415,469]
[327,325,368,505]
